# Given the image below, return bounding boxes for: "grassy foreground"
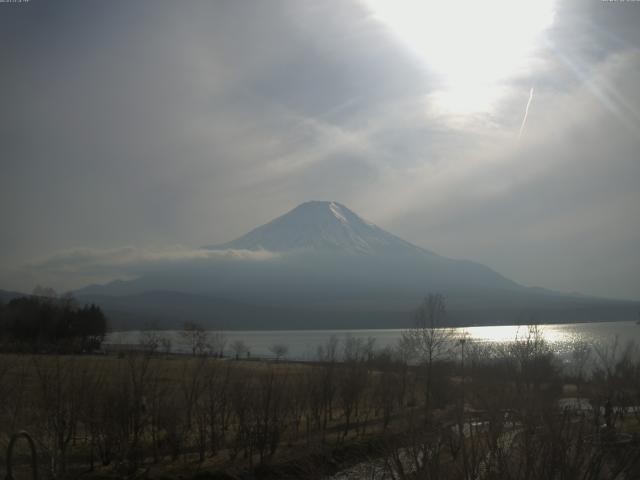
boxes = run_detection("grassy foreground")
[2,332,640,479]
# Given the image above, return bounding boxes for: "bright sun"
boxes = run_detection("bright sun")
[364,0,556,114]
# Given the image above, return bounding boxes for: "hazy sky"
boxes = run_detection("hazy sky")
[1,0,639,299]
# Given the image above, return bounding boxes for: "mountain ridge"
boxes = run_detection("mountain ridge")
[205,201,434,257]
[61,201,640,328]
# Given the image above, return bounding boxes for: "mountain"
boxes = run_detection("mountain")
[76,290,414,331]
[0,289,25,303]
[207,201,429,256]
[76,201,640,329]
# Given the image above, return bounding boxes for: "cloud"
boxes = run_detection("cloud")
[0,0,639,299]
[28,246,278,273]
[12,246,279,292]
[518,88,535,139]
[367,48,640,299]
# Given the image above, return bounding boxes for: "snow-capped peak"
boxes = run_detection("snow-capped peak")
[329,202,348,224]
[206,201,429,256]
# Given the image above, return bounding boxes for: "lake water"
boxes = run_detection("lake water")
[106,320,640,361]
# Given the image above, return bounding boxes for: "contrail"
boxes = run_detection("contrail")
[518,87,534,139]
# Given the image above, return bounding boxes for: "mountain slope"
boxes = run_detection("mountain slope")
[0,289,26,303]
[80,201,520,299]
[207,201,431,256]
[74,201,640,329]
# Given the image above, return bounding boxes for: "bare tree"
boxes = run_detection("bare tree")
[160,336,172,355]
[316,334,339,362]
[269,343,289,361]
[570,339,592,399]
[0,356,27,436]
[338,353,368,439]
[209,331,227,357]
[230,339,248,360]
[343,334,365,362]
[402,293,453,416]
[31,356,91,476]
[204,362,233,457]
[364,336,377,362]
[180,356,208,462]
[315,335,340,442]
[251,367,291,464]
[138,330,161,355]
[180,321,209,356]
[394,334,416,408]
[373,357,399,430]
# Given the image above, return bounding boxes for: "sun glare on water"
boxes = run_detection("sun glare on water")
[364,0,556,114]
[464,325,567,344]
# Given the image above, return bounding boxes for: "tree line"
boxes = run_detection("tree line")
[0,289,107,353]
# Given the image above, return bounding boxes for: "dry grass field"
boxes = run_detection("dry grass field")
[2,333,640,479]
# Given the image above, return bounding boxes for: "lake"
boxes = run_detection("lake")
[106,320,640,361]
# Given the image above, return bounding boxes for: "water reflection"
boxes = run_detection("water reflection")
[106,321,640,361]
[461,324,586,345]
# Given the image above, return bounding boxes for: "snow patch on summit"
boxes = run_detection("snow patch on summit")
[207,201,434,257]
[329,202,348,224]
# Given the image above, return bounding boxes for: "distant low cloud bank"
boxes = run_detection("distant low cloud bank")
[12,246,279,292]
[30,246,277,271]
